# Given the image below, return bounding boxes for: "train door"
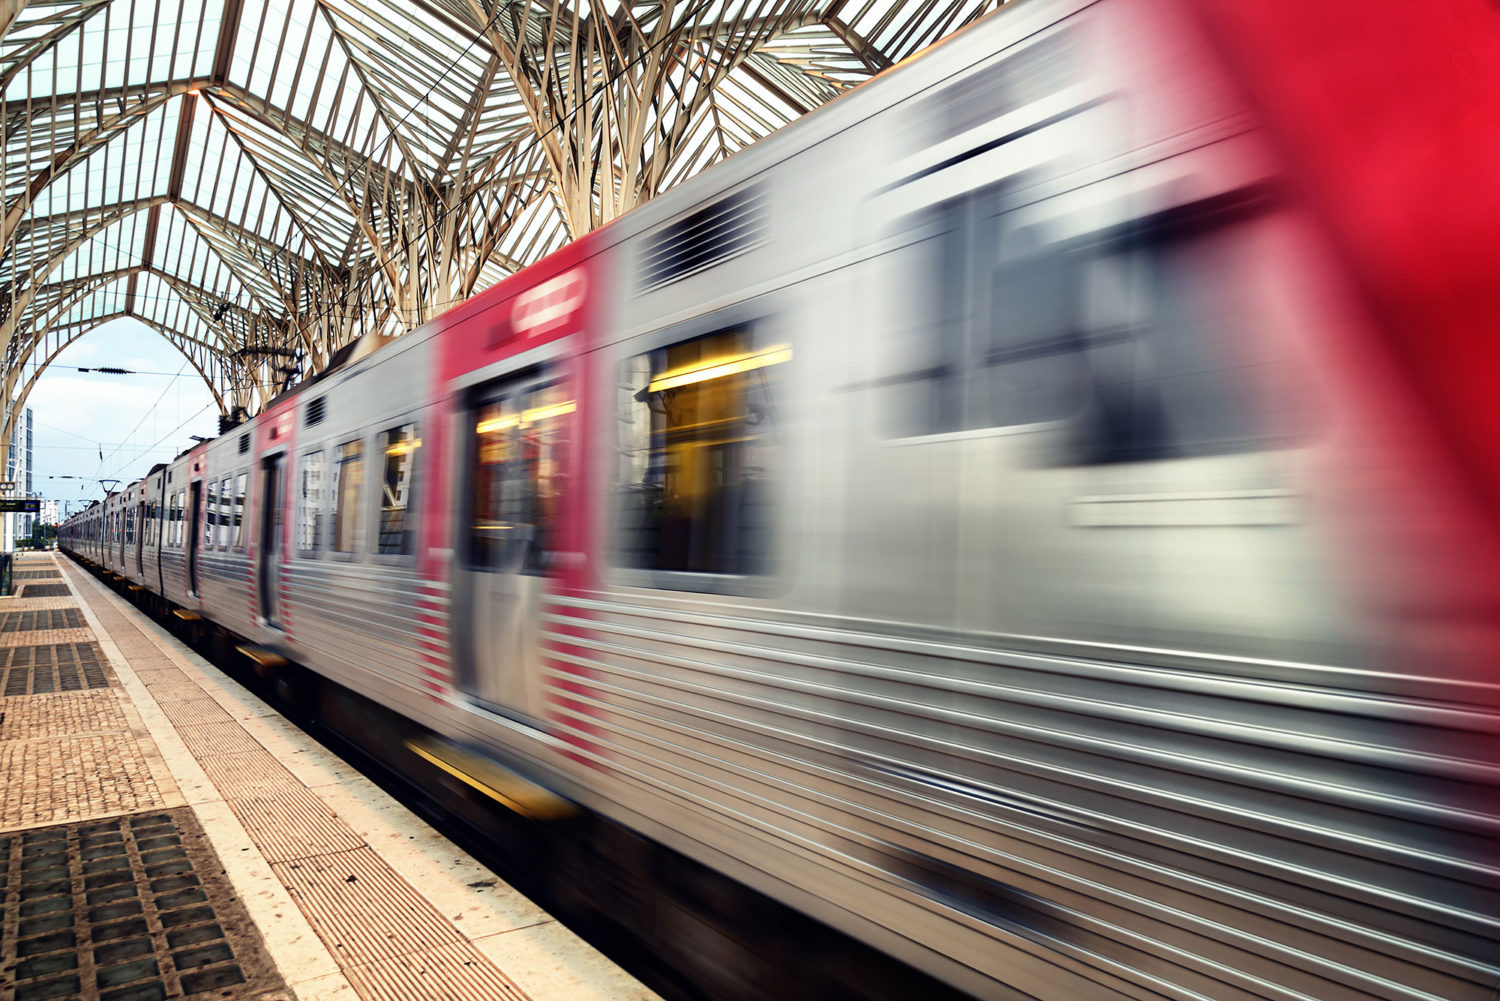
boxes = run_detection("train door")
[457,367,573,720]
[155,477,166,594]
[258,455,284,629]
[186,481,202,596]
[135,501,146,577]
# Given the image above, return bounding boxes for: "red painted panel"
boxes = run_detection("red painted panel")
[416,231,612,713]
[1186,0,1500,842]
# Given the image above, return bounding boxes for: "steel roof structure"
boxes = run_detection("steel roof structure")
[1,0,1000,451]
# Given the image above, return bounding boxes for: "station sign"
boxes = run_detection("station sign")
[0,499,39,513]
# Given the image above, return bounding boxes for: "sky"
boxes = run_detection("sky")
[24,316,222,520]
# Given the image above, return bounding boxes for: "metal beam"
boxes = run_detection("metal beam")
[211,0,246,83]
[0,0,28,41]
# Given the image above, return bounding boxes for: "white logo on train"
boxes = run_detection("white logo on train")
[512,270,587,338]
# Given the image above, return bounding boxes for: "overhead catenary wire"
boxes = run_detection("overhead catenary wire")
[97,401,216,484]
[94,356,193,477]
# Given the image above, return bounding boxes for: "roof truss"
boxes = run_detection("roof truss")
[1,0,1003,438]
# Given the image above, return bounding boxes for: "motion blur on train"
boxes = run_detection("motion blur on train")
[61,0,1500,998]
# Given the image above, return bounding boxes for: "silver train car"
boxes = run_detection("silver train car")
[64,0,1500,998]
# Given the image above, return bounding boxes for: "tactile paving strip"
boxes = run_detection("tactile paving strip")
[270,847,464,963]
[13,571,62,580]
[18,584,71,599]
[0,809,287,1001]
[0,610,83,634]
[1,644,109,696]
[344,941,532,1001]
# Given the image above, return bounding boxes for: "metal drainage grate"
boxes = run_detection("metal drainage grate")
[13,571,62,581]
[0,809,287,1001]
[0,610,83,633]
[1,644,109,696]
[18,585,71,599]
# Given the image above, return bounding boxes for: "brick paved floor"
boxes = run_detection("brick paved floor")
[0,557,171,832]
[0,690,128,740]
[1,597,83,611]
[0,626,94,647]
[0,732,164,828]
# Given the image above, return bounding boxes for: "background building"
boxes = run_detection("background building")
[4,407,34,549]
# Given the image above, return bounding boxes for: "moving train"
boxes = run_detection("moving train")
[61,0,1500,998]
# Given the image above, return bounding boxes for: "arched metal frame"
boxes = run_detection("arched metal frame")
[2,0,1005,469]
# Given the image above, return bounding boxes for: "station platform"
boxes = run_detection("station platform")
[1,551,658,1001]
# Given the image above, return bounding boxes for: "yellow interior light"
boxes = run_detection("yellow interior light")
[522,400,576,424]
[476,400,575,435]
[476,415,518,435]
[385,438,422,456]
[647,345,791,394]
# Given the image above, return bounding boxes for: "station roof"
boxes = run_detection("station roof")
[1,0,1001,416]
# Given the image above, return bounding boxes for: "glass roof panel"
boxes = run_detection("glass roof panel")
[4,0,1001,414]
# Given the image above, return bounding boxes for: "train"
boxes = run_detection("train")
[60,0,1500,998]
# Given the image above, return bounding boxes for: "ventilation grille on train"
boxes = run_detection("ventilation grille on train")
[238,433,250,455]
[306,397,326,426]
[638,186,767,292]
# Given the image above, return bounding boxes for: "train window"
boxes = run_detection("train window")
[882,183,1271,458]
[204,480,219,548]
[218,478,233,548]
[469,382,570,573]
[125,504,136,546]
[232,473,248,550]
[616,327,781,577]
[377,424,419,556]
[882,185,1086,436]
[298,450,325,554]
[980,217,1090,428]
[331,439,365,554]
[1062,198,1272,464]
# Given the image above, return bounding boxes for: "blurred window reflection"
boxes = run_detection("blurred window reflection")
[886,183,1268,459]
[298,450,325,554]
[616,328,780,577]
[378,424,420,556]
[232,472,247,550]
[982,213,1089,427]
[1072,205,1265,462]
[217,477,232,548]
[469,378,571,574]
[331,439,364,554]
